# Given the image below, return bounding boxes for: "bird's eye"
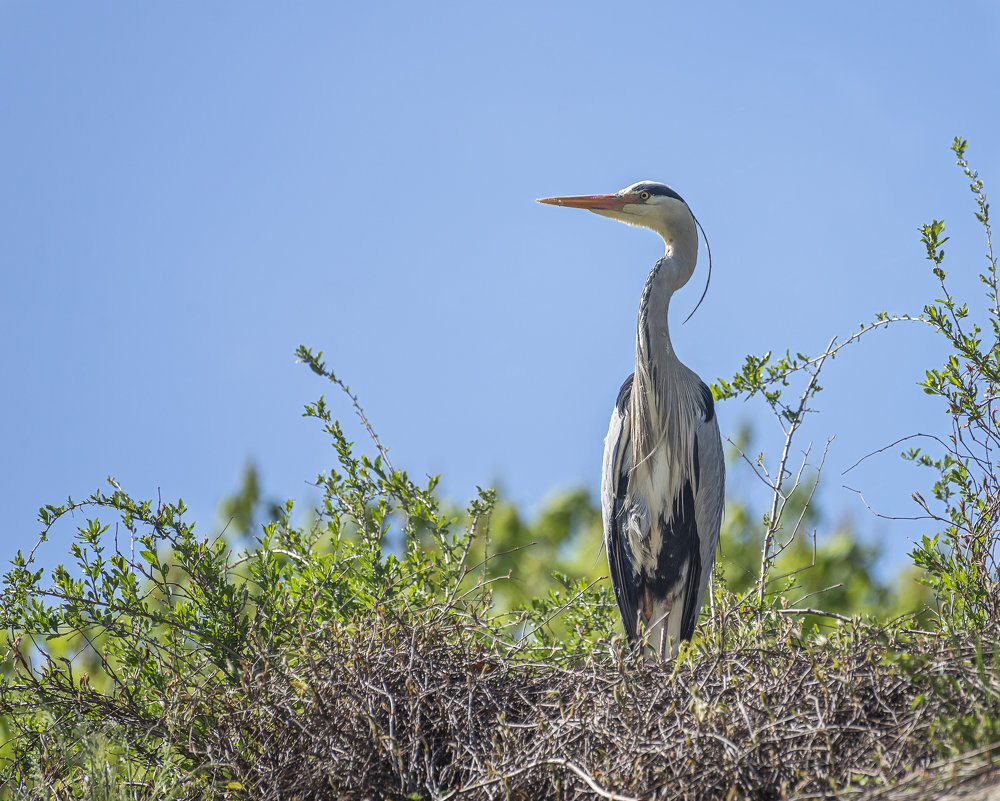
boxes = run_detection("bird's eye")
[639,191,650,201]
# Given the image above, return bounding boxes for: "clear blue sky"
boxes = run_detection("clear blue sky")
[2,3,998,580]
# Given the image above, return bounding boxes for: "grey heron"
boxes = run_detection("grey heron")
[538,182,725,658]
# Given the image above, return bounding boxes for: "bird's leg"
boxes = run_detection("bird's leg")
[655,589,675,662]
[636,585,653,654]
[641,584,655,622]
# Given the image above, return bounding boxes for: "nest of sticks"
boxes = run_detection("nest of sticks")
[200,618,1000,801]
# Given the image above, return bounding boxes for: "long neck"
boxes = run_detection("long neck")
[636,257,678,374]
[635,220,697,362]
[630,237,698,474]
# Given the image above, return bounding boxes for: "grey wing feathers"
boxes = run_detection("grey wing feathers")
[691,383,725,627]
[601,373,639,643]
[602,375,724,647]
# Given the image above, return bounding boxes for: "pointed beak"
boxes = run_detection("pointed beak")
[537,193,633,211]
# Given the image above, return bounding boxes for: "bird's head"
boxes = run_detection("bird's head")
[537,181,695,249]
[539,181,711,320]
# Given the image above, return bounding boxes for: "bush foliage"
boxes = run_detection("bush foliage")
[1,139,998,800]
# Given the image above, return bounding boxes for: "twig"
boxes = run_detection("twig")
[842,486,934,522]
[459,758,640,801]
[775,607,852,624]
[841,433,950,476]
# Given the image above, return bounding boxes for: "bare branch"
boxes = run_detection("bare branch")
[775,607,852,624]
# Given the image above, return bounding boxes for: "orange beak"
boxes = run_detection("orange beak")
[537,192,635,211]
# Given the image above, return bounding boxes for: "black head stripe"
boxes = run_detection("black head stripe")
[632,182,685,204]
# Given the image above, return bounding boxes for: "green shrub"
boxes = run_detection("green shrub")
[1,139,997,799]
[908,139,1000,631]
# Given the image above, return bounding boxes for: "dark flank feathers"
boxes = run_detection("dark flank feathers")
[698,381,715,422]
